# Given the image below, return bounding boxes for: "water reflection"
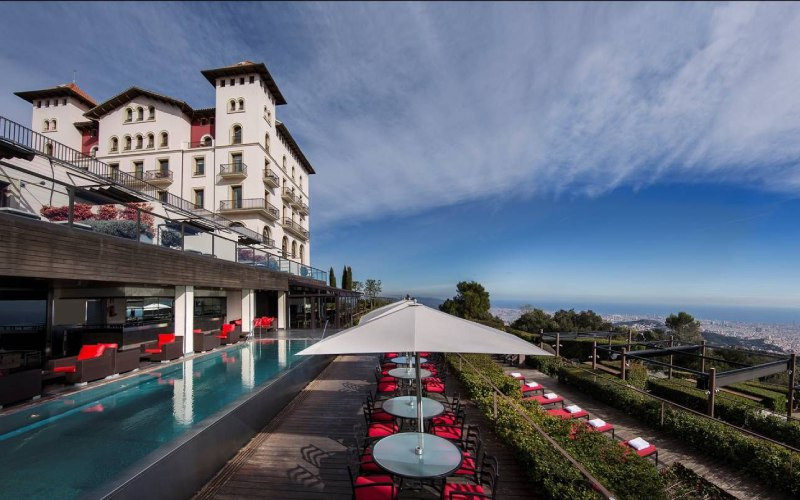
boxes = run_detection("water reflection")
[172,358,194,425]
[241,344,254,389]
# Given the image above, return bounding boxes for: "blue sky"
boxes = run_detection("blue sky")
[1,2,799,309]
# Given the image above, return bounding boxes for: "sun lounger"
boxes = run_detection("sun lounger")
[547,405,589,420]
[585,418,615,438]
[531,392,564,407]
[521,381,544,396]
[621,438,658,465]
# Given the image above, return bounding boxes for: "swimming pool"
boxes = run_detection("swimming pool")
[0,338,315,499]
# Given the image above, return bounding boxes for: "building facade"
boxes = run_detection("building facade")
[14,61,312,264]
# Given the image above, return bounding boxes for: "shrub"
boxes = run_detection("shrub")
[448,354,665,499]
[160,227,182,248]
[558,366,800,496]
[526,355,566,377]
[84,219,154,240]
[40,203,94,221]
[626,362,648,390]
[96,204,119,220]
[729,382,787,413]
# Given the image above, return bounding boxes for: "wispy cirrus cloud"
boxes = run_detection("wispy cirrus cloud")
[1,2,799,229]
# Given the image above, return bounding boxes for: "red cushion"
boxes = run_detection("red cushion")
[221,324,235,335]
[233,319,242,325]
[377,382,397,393]
[98,343,118,350]
[354,475,395,500]
[433,426,462,440]
[425,383,445,393]
[442,482,485,499]
[77,344,106,361]
[432,413,458,425]
[454,452,477,476]
[370,410,394,422]
[145,348,162,354]
[367,422,398,438]
[193,329,203,333]
[157,333,175,346]
[384,353,399,359]
[53,365,77,373]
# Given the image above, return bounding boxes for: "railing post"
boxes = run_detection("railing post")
[493,392,497,420]
[627,328,632,351]
[592,341,597,370]
[789,353,797,420]
[621,347,627,381]
[660,401,665,426]
[707,367,716,417]
[668,336,674,380]
[135,208,141,242]
[555,332,560,358]
[700,340,707,374]
[67,187,75,227]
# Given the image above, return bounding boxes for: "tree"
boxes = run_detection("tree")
[329,267,336,288]
[665,312,702,343]
[341,265,348,291]
[347,266,353,290]
[363,279,382,308]
[511,308,557,333]
[439,281,492,320]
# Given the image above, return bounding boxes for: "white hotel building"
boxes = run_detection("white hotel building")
[14,61,312,264]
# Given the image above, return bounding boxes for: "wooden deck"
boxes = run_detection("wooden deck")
[195,354,537,499]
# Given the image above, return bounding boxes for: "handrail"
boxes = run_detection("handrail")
[219,163,247,175]
[453,353,616,499]
[559,357,800,454]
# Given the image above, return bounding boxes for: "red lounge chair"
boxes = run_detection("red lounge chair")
[48,344,114,384]
[508,371,525,381]
[621,439,658,465]
[442,454,498,500]
[216,324,237,345]
[547,407,589,420]
[347,468,398,500]
[530,394,564,407]
[521,381,544,396]
[585,420,615,438]
[97,343,140,374]
[142,334,184,362]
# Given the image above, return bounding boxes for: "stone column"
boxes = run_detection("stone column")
[174,285,194,354]
[277,291,287,330]
[241,289,254,335]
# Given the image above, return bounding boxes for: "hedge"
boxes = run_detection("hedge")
[660,463,735,499]
[558,366,800,496]
[526,355,566,377]
[448,354,665,499]
[729,382,787,412]
[84,219,154,239]
[648,378,800,449]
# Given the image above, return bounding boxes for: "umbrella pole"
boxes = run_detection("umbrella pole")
[415,352,424,455]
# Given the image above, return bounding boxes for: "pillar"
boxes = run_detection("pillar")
[277,291,287,330]
[627,328,632,350]
[241,289,254,335]
[555,332,560,358]
[226,290,242,324]
[174,285,194,354]
[592,341,597,370]
[707,367,716,417]
[788,353,796,420]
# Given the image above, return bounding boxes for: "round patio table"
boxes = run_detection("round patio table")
[388,367,432,380]
[391,356,428,365]
[372,432,463,479]
[382,396,445,420]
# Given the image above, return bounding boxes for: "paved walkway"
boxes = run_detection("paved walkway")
[502,363,790,500]
[194,355,537,499]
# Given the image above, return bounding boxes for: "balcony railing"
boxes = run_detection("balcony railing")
[263,168,280,187]
[219,198,280,218]
[281,187,295,202]
[297,201,309,215]
[219,163,247,177]
[189,139,213,148]
[0,114,328,284]
[282,217,309,240]
[144,169,173,183]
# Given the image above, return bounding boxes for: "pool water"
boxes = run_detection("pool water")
[0,339,313,499]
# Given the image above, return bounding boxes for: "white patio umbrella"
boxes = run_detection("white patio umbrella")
[297,300,550,453]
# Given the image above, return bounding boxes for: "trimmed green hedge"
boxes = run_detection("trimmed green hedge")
[729,382,787,412]
[648,378,800,449]
[448,354,665,499]
[526,355,566,377]
[558,366,800,496]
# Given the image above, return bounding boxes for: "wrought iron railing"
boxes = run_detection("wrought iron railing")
[263,168,279,184]
[282,217,309,240]
[219,163,247,176]
[219,198,280,219]
[144,169,173,182]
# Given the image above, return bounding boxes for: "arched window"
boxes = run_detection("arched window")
[45,143,53,156]
[265,133,270,153]
[110,136,119,152]
[263,226,272,244]
[135,134,143,149]
[231,125,242,144]
[201,135,212,147]
[90,146,98,158]
[282,156,287,170]
[124,135,132,151]
[238,98,244,111]
[43,120,50,131]
[299,244,305,264]
[281,237,288,258]
[148,106,155,119]
[229,99,236,112]
[160,132,168,148]
[51,119,57,130]
[147,133,154,148]
[291,241,297,259]
[292,166,295,180]
[137,107,144,121]
[125,108,133,122]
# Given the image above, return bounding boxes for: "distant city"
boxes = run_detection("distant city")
[490,307,800,354]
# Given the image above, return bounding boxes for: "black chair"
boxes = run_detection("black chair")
[441,454,499,499]
[347,464,399,500]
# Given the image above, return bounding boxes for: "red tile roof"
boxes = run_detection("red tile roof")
[14,82,97,108]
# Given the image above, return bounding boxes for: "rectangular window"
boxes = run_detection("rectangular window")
[53,100,58,107]
[36,101,41,108]
[194,189,204,209]
[249,76,254,84]
[158,158,169,173]
[158,190,168,203]
[133,161,143,179]
[240,77,245,85]
[220,79,225,87]
[62,98,67,105]
[230,78,235,86]
[231,186,242,208]
[231,153,243,170]
[45,100,50,107]
[194,157,205,175]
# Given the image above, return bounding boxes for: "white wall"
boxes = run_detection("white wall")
[32,96,90,150]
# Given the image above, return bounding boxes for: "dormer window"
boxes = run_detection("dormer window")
[125,108,132,122]
[148,105,155,119]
